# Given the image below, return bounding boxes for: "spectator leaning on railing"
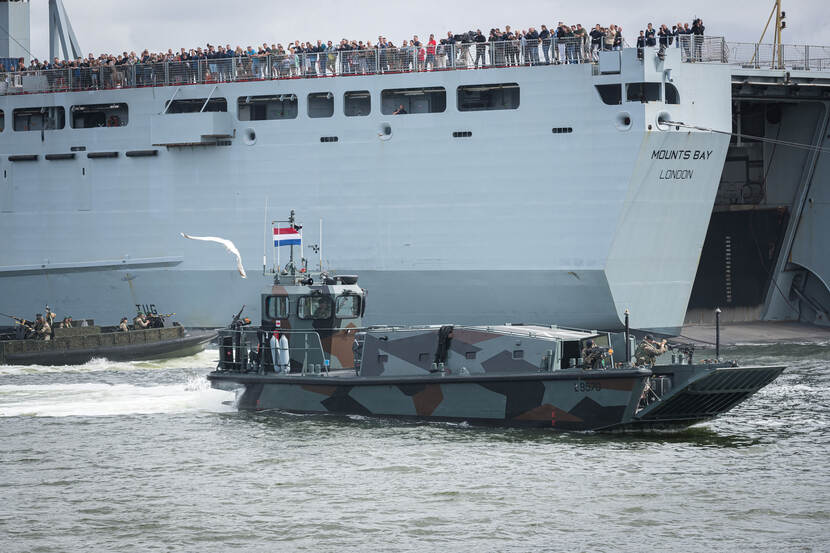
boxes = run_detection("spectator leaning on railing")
[4,16,711,88]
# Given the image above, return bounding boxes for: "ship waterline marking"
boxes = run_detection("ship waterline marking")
[651,149,713,160]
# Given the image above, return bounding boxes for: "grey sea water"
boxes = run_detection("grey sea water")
[1,344,828,553]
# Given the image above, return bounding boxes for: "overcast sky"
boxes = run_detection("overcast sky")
[22,0,830,60]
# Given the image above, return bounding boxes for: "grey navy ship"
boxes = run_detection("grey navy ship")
[1,1,829,336]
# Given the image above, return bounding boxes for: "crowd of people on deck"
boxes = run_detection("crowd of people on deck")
[0,18,707,85]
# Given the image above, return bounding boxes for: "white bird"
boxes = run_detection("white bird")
[181,233,247,278]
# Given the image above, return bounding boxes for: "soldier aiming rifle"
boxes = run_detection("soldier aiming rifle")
[146,313,175,329]
[1,312,35,339]
[582,339,613,369]
[634,335,668,367]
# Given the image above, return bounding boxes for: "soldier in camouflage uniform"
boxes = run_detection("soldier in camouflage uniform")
[134,313,150,329]
[634,335,667,367]
[581,339,601,369]
[32,314,52,341]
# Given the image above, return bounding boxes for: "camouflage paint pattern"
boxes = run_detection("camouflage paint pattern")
[211,370,651,431]
[259,280,366,370]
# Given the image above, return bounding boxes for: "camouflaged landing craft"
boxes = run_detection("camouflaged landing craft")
[207,250,784,431]
[0,316,215,365]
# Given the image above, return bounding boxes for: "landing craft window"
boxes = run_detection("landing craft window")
[344,91,371,116]
[298,296,332,320]
[238,95,298,121]
[381,87,446,115]
[70,103,129,128]
[165,98,228,113]
[335,296,361,319]
[308,92,334,118]
[265,296,289,319]
[595,84,622,105]
[13,107,65,131]
[626,82,661,103]
[457,83,519,111]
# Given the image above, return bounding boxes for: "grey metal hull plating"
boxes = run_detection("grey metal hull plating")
[210,369,651,431]
[0,48,732,333]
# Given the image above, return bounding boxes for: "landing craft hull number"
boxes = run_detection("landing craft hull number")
[574,381,602,392]
[652,149,714,181]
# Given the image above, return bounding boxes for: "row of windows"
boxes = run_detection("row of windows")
[595,83,680,105]
[1,83,518,132]
[234,83,519,120]
[265,294,361,321]
[0,103,129,132]
[2,80,670,132]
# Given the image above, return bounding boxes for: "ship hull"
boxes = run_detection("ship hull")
[0,48,732,332]
[209,370,651,431]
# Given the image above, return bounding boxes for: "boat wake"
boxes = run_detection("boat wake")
[0,374,234,418]
[0,348,218,376]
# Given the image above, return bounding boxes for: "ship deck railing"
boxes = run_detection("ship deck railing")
[4,37,825,97]
[5,37,623,97]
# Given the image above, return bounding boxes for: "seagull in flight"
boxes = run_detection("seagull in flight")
[181,233,247,278]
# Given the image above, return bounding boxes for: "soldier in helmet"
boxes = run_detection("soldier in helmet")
[581,339,600,369]
[133,312,150,329]
[32,313,52,341]
[634,335,667,367]
[119,317,130,332]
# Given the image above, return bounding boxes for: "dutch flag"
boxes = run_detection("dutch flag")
[274,227,302,247]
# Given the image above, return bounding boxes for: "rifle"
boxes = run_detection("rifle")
[0,312,33,328]
[229,305,250,330]
[583,346,614,369]
[667,342,695,363]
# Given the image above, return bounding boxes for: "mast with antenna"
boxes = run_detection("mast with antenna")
[752,0,786,69]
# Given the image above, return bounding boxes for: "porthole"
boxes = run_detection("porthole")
[378,122,392,141]
[244,128,257,145]
[615,112,632,131]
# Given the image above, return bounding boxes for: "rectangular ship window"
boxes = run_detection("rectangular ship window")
[238,94,297,121]
[465,352,477,360]
[381,87,446,115]
[344,91,371,117]
[165,98,227,114]
[0,110,4,132]
[298,296,332,320]
[626,82,661,103]
[595,84,622,105]
[265,296,289,319]
[308,92,334,118]
[512,350,524,359]
[457,84,519,111]
[13,107,65,131]
[70,103,129,128]
[335,296,361,319]
[419,353,430,362]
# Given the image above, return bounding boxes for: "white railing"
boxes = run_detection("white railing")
[1,38,828,96]
[725,42,830,71]
[0,38,616,96]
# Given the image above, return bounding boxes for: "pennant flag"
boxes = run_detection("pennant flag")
[274,227,301,246]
